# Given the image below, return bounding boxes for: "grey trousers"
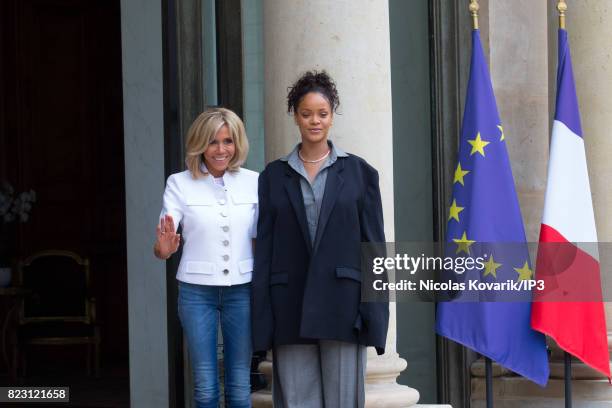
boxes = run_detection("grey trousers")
[272,340,367,408]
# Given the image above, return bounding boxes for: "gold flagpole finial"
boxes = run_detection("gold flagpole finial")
[558,0,567,29]
[469,0,480,30]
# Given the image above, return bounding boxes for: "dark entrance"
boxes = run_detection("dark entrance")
[0,0,129,405]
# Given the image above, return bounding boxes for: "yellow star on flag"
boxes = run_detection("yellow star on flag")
[482,254,502,279]
[468,132,490,156]
[453,163,470,186]
[497,125,505,141]
[453,231,475,255]
[448,199,464,222]
[514,261,533,281]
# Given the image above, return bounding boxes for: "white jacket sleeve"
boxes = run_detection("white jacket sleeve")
[250,201,259,239]
[160,174,184,231]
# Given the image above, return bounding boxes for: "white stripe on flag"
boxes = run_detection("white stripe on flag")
[542,120,598,259]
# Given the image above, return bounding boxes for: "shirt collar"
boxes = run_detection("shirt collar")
[199,162,235,187]
[280,140,348,164]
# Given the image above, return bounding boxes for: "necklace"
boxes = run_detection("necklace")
[298,149,331,164]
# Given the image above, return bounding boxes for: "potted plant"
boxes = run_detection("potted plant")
[0,182,36,287]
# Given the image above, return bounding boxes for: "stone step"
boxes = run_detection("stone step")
[471,359,610,380]
[415,405,453,407]
[471,401,612,408]
[471,376,612,406]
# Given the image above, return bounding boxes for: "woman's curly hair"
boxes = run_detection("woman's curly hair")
[287,70,340,114]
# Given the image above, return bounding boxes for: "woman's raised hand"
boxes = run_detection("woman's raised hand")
[155,214,181,259]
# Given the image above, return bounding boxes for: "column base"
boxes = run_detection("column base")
[251,353,421,407]
[365,382,420,407]
[414,405,453,408]
[251,388,272,408]
[252,384,421,408]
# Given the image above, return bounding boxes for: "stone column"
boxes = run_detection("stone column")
[253,0,419,406]
[488,0,549,244]
[569,0,612,377]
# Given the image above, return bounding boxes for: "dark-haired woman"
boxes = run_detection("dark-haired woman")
[251,71,389,408]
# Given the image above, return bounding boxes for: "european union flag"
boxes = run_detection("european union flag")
[435,30,550,386]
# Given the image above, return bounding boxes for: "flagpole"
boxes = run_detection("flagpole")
[558,2,571,406]
[468,9,493,407]
[485,357,493,408]
[468,2,493,404]
[558,0,567,29]
[469,0,479,30]
[565,352,572,408]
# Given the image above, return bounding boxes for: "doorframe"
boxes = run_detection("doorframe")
[161,1,244,406]
[428,0,475,406]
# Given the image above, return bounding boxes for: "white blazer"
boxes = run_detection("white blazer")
[160,167,259,286]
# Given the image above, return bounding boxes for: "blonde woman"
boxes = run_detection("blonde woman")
[154,108,258,408]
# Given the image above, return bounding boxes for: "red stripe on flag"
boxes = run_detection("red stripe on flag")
[531,224,610,378]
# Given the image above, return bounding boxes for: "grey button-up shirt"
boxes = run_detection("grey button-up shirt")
[281,141,348,245]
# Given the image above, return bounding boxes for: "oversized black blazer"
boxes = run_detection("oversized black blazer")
[251,153,389,355]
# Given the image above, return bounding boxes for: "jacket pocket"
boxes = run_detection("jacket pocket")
[239,258,254,274]
[269,272,289,286]
[353,312,364,332]
[185,261,215,274]
[185,197,215,206]
[232,194,258,205]
[336,266,362,282]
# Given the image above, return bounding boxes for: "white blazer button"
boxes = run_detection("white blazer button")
[223,269,229,274]
[219,199,226,205]
[220,211,228,217]
[222,226,229,232]
[223,240,229,246]
[223,255,230,261]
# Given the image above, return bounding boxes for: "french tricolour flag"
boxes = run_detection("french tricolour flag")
[531,28,610,378]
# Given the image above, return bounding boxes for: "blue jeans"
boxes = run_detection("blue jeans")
[178,281,252,408]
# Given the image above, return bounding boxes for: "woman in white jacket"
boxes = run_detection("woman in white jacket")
[154,108,258,408]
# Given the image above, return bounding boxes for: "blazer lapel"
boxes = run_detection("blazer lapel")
[313,159,345,253]
[283,165,313,254]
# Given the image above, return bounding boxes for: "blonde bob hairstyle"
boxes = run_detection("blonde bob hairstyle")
[185,108,249,179]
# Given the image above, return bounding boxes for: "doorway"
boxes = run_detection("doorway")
[0,0,129,405]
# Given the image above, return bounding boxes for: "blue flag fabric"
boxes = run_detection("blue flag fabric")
[435,30,550,386]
